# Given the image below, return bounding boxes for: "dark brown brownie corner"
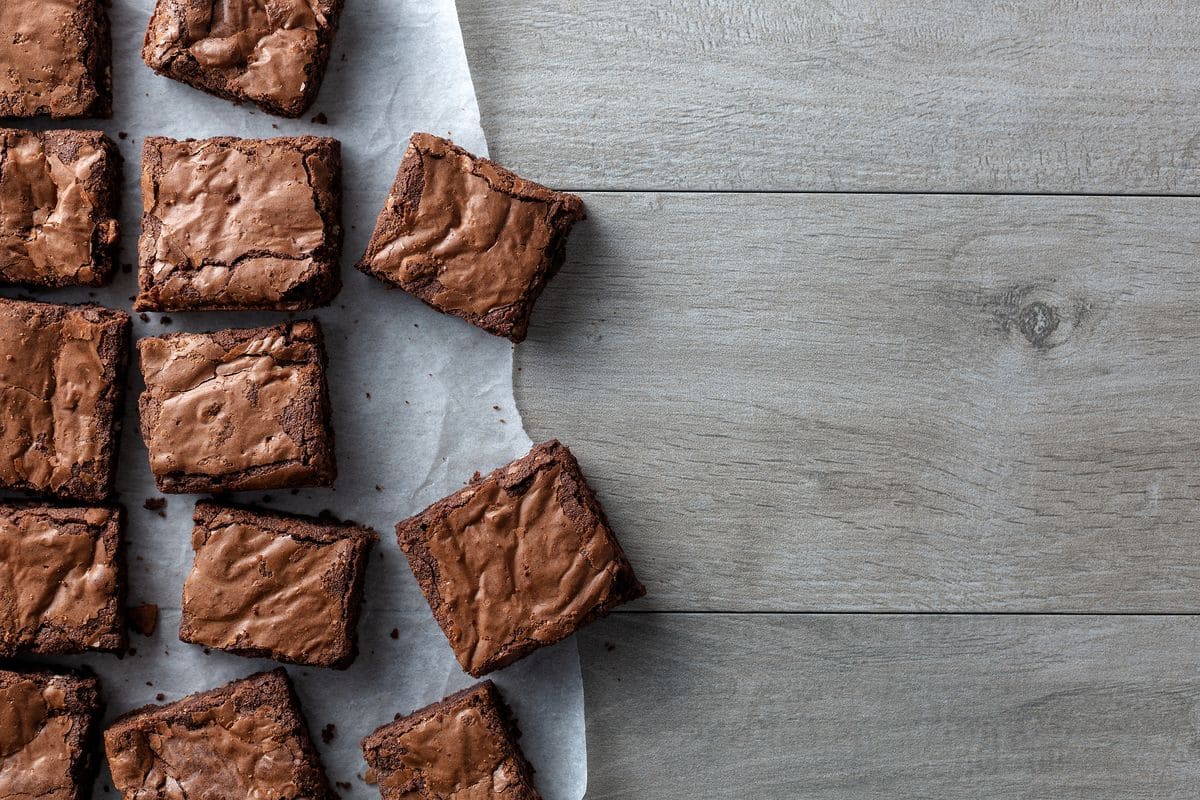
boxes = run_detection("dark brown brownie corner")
[357,134,585,342]
[397,440,644,677]
[361,681,541,800]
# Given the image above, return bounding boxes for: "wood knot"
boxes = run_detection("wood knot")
[985,285,1088,352]
[1016,301,1059,347]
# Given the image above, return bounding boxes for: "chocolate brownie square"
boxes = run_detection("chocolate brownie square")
[357,134,586,342]
[135,136,341,311]
[141,0,344,118]
[0,129,120,287]
[137,320,336,493]
[0,298,130,501]
[180,501,376,669]
[397,440,644,677]
[0,503,125,656]
[0,667,103,800]
[104,669,330,800]
[0,0,112,118]
[362,682,540,800]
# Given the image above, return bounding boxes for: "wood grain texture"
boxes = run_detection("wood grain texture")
[515,192,1200,612]
[458,0,1200,193]
[578,613,1200,799]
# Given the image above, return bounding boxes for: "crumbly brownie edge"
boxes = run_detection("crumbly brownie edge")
[396,440,644,676]
[137,320,337,493]
[135,136,342,311]
[181,501,376,668]
[140,0,344,118]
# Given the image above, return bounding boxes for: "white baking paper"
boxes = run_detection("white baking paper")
[30,1,588,798]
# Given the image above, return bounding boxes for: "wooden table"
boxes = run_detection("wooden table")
[457,2,1200,796]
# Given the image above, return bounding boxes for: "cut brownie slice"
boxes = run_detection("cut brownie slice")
[0,503,125,656]
[180,501,377,669]
[136,136,341,311]
[0,0,112,118]
[141,0,344,118]
[137,320,336,493]
[0,129,120,287]
[104,669,330,800]
[357,134,586,342]
[362,682,540,800]
[397,440,644,677]
[0,298,130,501]
[0,667,103,800]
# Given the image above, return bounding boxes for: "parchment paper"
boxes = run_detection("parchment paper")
[33,1,588,797]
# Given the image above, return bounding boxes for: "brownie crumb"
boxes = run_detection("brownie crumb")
[311,112,328,124]
[374,485,382,492]
[159,316,172,325]
[261,494,273,503]
[143,497,167,516]
[129,604,159,636]
[336,782,352,791]
[119,131,129,140]
[389,628,398,639]
[123,263,134,274]
[155,693,165,702]
[321,723,336,744]
[138,312,149,322]
[604,642,616,652]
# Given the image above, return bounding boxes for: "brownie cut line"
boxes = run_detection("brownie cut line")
[0,666,104,800]
[0,0,112,118]
[136,136,342,311]
[0,129,121,287]
[137,320,336,493]
[0,503,126,657]
[180,501,377,669]
[141,0,345,118]
[0,298,130,502]
[361,681,541,800]
[103,668,331,800]
[397,440,645,677]
[357,133,586,342]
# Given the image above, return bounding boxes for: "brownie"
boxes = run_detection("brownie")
[0,129,120,287]
[0,298,130,501]
[135,136,341,311]
[141,0,344,118]
[0,0,112,118]
[362,682,540,800]
[0,503,125,656]
[180,501,377,669]
[104,669,330,800]
[137,320,336,493]
[0,667,103,800]
[356,134,586,342]
[397,440,644,677]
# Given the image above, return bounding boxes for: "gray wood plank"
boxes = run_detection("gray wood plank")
[578,613,1200,799]
[515,192,1200,612]
[458,0,1200,193]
